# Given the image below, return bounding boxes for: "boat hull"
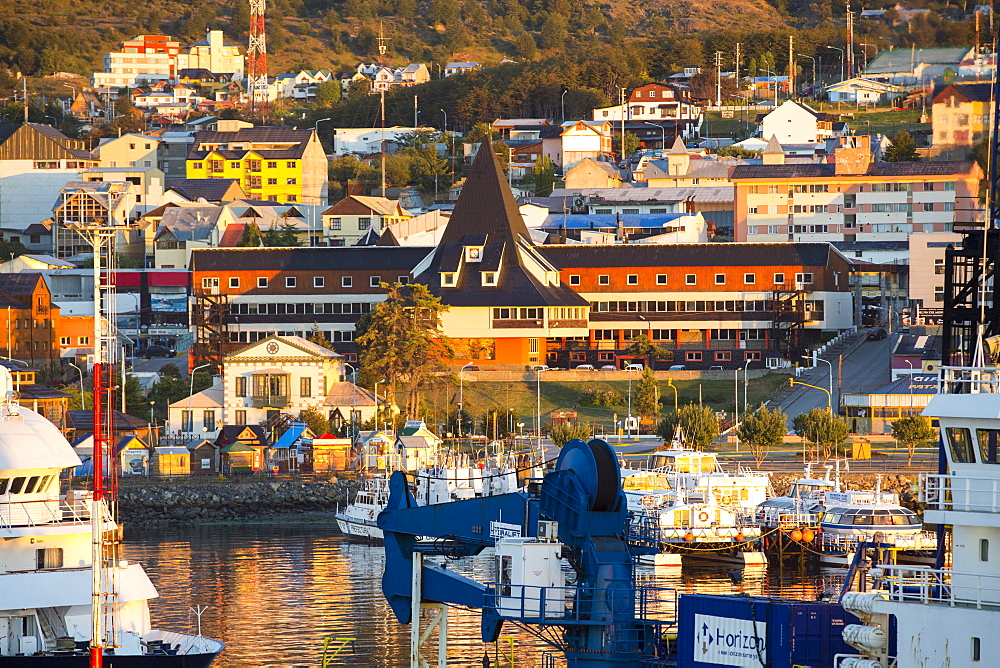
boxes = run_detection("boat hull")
[0,652,221,667]
[336,513,383,541]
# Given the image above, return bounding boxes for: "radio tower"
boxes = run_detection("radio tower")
[248,0,268,117]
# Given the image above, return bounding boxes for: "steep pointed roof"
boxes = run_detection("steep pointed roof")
[354,227,381,246]
[376,227,400,246]
[763,135,784,154]
[668,136,688,155]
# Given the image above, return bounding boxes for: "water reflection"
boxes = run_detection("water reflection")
[124,525,848,667]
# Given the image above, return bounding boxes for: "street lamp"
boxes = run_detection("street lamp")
[797,54,817,98]
[344,362,357,438]
[905,360,914,414]
[859,43,875,73]
[187,363,211,438]
[535,366,547,440]
[458,362,473,438]
[743,359,755,411]
[827,46,845,83]
[627,365,634,439]
[643,121,666,150]
[809,355,835,414]
[69,362,86,410]
[561,89,568,123]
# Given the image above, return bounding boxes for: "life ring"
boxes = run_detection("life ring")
[698,511,710,522]
[369,510,375,519]
[721,495,732,505]
[642,496,654,507]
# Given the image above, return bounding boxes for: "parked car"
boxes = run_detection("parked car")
[866,327,887,341]
[575,364,595,370]
[625,363,644,371]
[708,366,724,371]
[600,365,617,370]
[531,364,551,371]
[668,364,687,371]
[141,344,176,359]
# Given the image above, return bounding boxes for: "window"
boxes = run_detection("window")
[569,275,581,285]
[314,276,325,288]
[946,427,975,463]
[286,161,296,168]
[267,161,277,169]
[795,273,814,284]
[976,429,1000,464]
[598,275,610,285]
[181,410,193,432]
[342,276,353,288]
[483,272,497,285]
[287,178,297,185]
[203,410,215,430]
[36,548,63,569]
[236,377,247,397]
[194,162,203,169]
[267,178,278,185]
[935,285,944,302]
[230,161,240,169]
[774,273,785,284]
[944,202,955,212]
[285,276,297,288]
[235,409,247,424]
[744,273,755,284]
[301,377,311,397]
[973,636,981,662]
[331,218,342,230]
[685,274,696,285]
[747,206,758,215]
[714,274,725,285]
[229,277,240,289]
[59,337,70,346]
[944,181,956,191]
[714,351,732,361]
[370,275,381,287]
[627,274,638,285]
[442,273,456,286]
[685,351,702,362]
[744,351,762,361]
[258,277,268,288]
[398,276,409,284]
[358,217,371,230]
[202,277,219,290]
[78,336,90,345]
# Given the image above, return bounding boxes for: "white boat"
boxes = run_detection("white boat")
[839,365,1000,667]
[756,467,935,566]
[0,367,224,665]
[335,476,389,541]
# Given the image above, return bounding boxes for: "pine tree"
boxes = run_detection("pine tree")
[883,130,920,162]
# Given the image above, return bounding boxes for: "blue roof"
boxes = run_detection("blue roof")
[274,422,308,449]
[539,213,694,229]
[869,375,938,395]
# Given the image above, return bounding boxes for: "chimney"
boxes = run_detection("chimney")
[834,135,873,175]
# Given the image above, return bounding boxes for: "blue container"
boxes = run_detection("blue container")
[677,593,862,668]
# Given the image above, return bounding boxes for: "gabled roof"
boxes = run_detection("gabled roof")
[164,178,247,202]
[225,334,341,361]
[376,227,400,246]
[865,47,973,74]
[190,246,430,272]
[216,424,270,448]
[932,82,992,105]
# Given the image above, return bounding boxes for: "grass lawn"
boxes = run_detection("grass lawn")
[417,373,791,434]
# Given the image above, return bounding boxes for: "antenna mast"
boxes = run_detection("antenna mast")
[379,24,387,197]
[248,0,269,118]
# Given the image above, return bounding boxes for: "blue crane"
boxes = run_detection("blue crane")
[378,438,672,666]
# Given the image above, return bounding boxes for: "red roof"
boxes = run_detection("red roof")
[219,223,246,247]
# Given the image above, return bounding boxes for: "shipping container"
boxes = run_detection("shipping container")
[677,593,862,668]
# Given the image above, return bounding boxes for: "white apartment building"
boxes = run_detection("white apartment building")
[908,232,963,308]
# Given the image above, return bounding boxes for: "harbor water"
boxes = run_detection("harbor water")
[125,524,850,667]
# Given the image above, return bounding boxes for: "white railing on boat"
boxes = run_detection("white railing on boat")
[921,474,1000,513]
[876,564,1000,610]
[0,496,95,529]
[816,531,937,551]
[936,366,1000,394]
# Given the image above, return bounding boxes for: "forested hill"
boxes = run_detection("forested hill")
[0,0,978,95]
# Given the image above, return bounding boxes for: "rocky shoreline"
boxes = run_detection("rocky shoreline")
[115,471,922,530]
[118,478,362,529]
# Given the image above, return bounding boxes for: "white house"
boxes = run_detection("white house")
[166,335,381,440]
[444,62,480,77]
[826,78,903,105]
[758,100,847,145]
[560,121,614,173]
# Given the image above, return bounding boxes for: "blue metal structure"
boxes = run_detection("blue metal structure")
[378,438,672,666]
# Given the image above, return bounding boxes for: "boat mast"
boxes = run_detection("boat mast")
[65,217,128,668]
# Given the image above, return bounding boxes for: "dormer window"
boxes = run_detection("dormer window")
[465,247,483,262]
[482,272,497,286]
[442,272,457,286]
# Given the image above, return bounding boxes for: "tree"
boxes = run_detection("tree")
[622,131,640,157]
[736,405,787,467]
[315,80,341,106]
[624,335,673,369]
[539,14,567,50]
[528,156,556,196]
[299,406,331,435]
[792,408,849,459]
[550,422,592,447]
[656,403,719,450]
[347,77,372,99]
[237,220,263,246]
[883,130,920,162]
[307,322,337,351]
[355,282,452,418]
[892,415,935,465]
[262,221,302,247]
[633,368,660,422]
[513,32,538,61]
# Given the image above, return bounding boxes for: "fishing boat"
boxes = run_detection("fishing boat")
[0,366,224,664]
[335,476,389,540]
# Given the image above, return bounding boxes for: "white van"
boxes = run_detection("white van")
[625,363,644,371]
[668,364,686,371]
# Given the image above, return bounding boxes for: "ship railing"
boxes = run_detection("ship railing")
[815,531,937,551]
[0,495,99,529]
[936,366,1000,395]
[485,583,676,652]
[876,564,1000,610]
[776,511,816,528]
[921,473,1000,513]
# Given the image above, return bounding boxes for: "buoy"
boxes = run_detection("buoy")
[801,528,815,542]
[684,533,695,542]
[790,529,803,542]
[735,533,745,542]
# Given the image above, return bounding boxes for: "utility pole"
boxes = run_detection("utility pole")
[846,1,854,79]
[787,35,794,97]
[23,77,28,122]
[413,94,418,128]
[715,51,723,106]
[379,24,387,197]
[735,43,741,91]
[620,87,626,163]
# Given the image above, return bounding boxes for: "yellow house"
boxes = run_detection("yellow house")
[185,121,328,205]
[932,82,990,150]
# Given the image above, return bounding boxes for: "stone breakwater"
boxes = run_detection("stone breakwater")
[118,479,362,529]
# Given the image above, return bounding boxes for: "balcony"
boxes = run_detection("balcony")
[876,564,1000,610]
[0,495,96,532]
[252,395,288,409]
[492,319,543,329]
[921,473,1000,514]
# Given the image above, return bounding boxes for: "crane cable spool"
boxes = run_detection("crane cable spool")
[554,438,620,512]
